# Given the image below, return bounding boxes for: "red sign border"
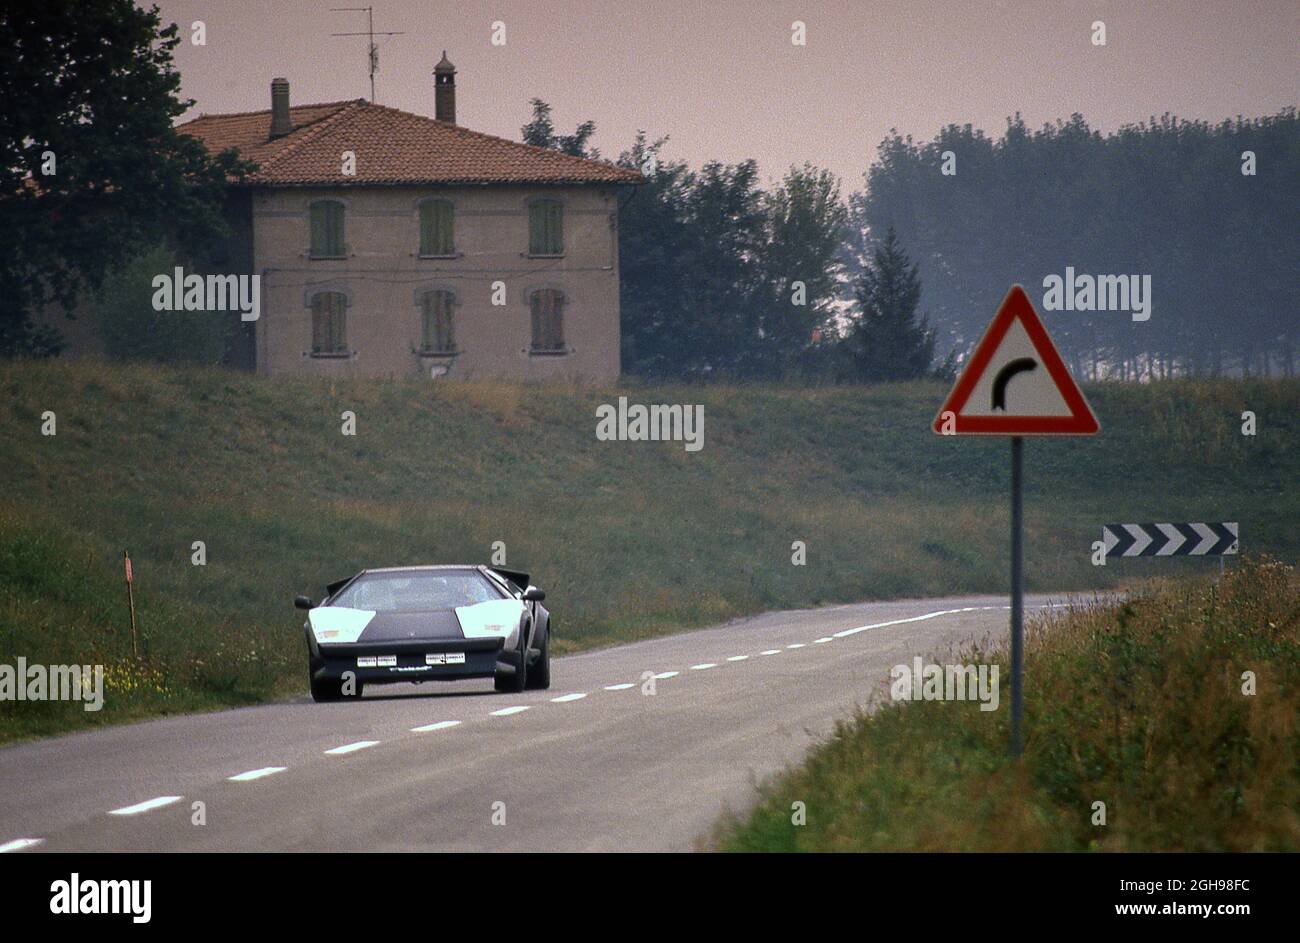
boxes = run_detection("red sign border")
[932,284,1099,436]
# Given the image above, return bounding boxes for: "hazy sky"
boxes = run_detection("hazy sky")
[159,0,1299,189]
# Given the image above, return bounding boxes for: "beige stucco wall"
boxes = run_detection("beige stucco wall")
[252,184,622,381]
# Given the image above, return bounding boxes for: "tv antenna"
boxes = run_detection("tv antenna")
[330,6,405,102]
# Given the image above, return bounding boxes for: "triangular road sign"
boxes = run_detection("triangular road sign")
[933,285,1099,435]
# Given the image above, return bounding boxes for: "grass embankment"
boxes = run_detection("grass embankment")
[713,558,1300,851]
[1,361,1296,742]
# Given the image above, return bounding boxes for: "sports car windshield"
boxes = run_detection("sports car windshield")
[331,570,502,612]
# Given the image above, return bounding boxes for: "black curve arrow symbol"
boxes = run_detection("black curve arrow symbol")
[991,358,1037,411]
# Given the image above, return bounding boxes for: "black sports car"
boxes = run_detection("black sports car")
[294,565,551,702]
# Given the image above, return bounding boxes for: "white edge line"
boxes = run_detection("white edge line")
[325,740,379,755]
[831,603,1059,639]
[411,720,462,732]
[109,795,184,816]
[0,838,43,853]
[227,766,286,782]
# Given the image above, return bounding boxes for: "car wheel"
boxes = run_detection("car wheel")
[310,676,341,702]
[526,624,550,690]
[494,624,528,693]
[311,674,363,702]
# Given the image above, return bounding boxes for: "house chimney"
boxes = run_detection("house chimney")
[434,52,456,124]
[269,77,292,139]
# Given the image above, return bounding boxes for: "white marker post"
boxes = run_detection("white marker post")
[933,285,1099,756]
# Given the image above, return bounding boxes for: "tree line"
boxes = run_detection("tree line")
[526,100,1299,382]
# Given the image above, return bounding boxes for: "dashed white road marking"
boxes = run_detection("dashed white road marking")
[760,649,781,656]
[109,796,183,816]
[550,693,587,702]
[813,637,833,644]
[726,655,749,662]
[652,671,679,680]
[490,705,531,716]
[228,766,286,782]
[690,663,717,670]
[0,838,43,853]
[325,740,379,755]
[604,683,634,690]
[786,643,806,649]
[411,720,461,732]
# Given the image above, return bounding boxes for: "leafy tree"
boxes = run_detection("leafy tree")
[97,244,228,364]
[614,135,769,378]
[521,99,598,158]
[845,227,934,381]
[752,164,848,377]
[0,0,253,356]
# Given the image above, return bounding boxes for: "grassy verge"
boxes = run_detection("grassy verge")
[1,360,1297,743]
[712,557,1300,851]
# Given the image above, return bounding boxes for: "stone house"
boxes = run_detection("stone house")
[171,54,641,380]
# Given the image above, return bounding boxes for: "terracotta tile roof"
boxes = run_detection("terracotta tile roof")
[177,99,643,187]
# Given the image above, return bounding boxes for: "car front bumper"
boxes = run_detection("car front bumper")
[311,637,507,684]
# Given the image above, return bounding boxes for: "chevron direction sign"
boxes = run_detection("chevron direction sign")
[1102,522,1239,558]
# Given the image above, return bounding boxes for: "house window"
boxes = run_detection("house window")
[529,289,565,352]
[309,200,345,258]
[311,291,348,355]
[419,199,455,256]
[528,199,563,256]
[420,290,456,354]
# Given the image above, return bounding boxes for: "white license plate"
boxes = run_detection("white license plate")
[376,655,397,667]
[426,653,466,665]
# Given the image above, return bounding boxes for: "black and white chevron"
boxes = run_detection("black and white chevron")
[1102,522,1238,558]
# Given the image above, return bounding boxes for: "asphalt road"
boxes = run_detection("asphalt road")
[0,593,1065,852]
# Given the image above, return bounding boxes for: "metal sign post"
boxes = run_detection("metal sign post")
[1009,437,1024,755]
[933,286,1099,757]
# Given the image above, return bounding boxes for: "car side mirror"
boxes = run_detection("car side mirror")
[294,595,314,610]
[523,586,545,602]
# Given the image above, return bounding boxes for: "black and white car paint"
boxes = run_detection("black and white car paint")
[295,565,551,702]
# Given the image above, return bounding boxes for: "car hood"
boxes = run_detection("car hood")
[308,600,526,645]
[309,607,463,645]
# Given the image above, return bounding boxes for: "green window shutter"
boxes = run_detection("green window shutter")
[438,293,454,351]
[311,202,345,257]
[436,202,453,255]
[421,291,454,351]
[549,291,563,348]
[312,292,346,353]
[310,203,326,257]
[531,290,563,350]
[327,202,344,256]
[546,202,562,255]
[530,201,562,255]
[330,294,346,352]
[419,203,434,256]
[311,295,325,352]
[529,203,545,255]
[421,202,454,256]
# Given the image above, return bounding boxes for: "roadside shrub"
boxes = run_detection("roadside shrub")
[97,245,228,364]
